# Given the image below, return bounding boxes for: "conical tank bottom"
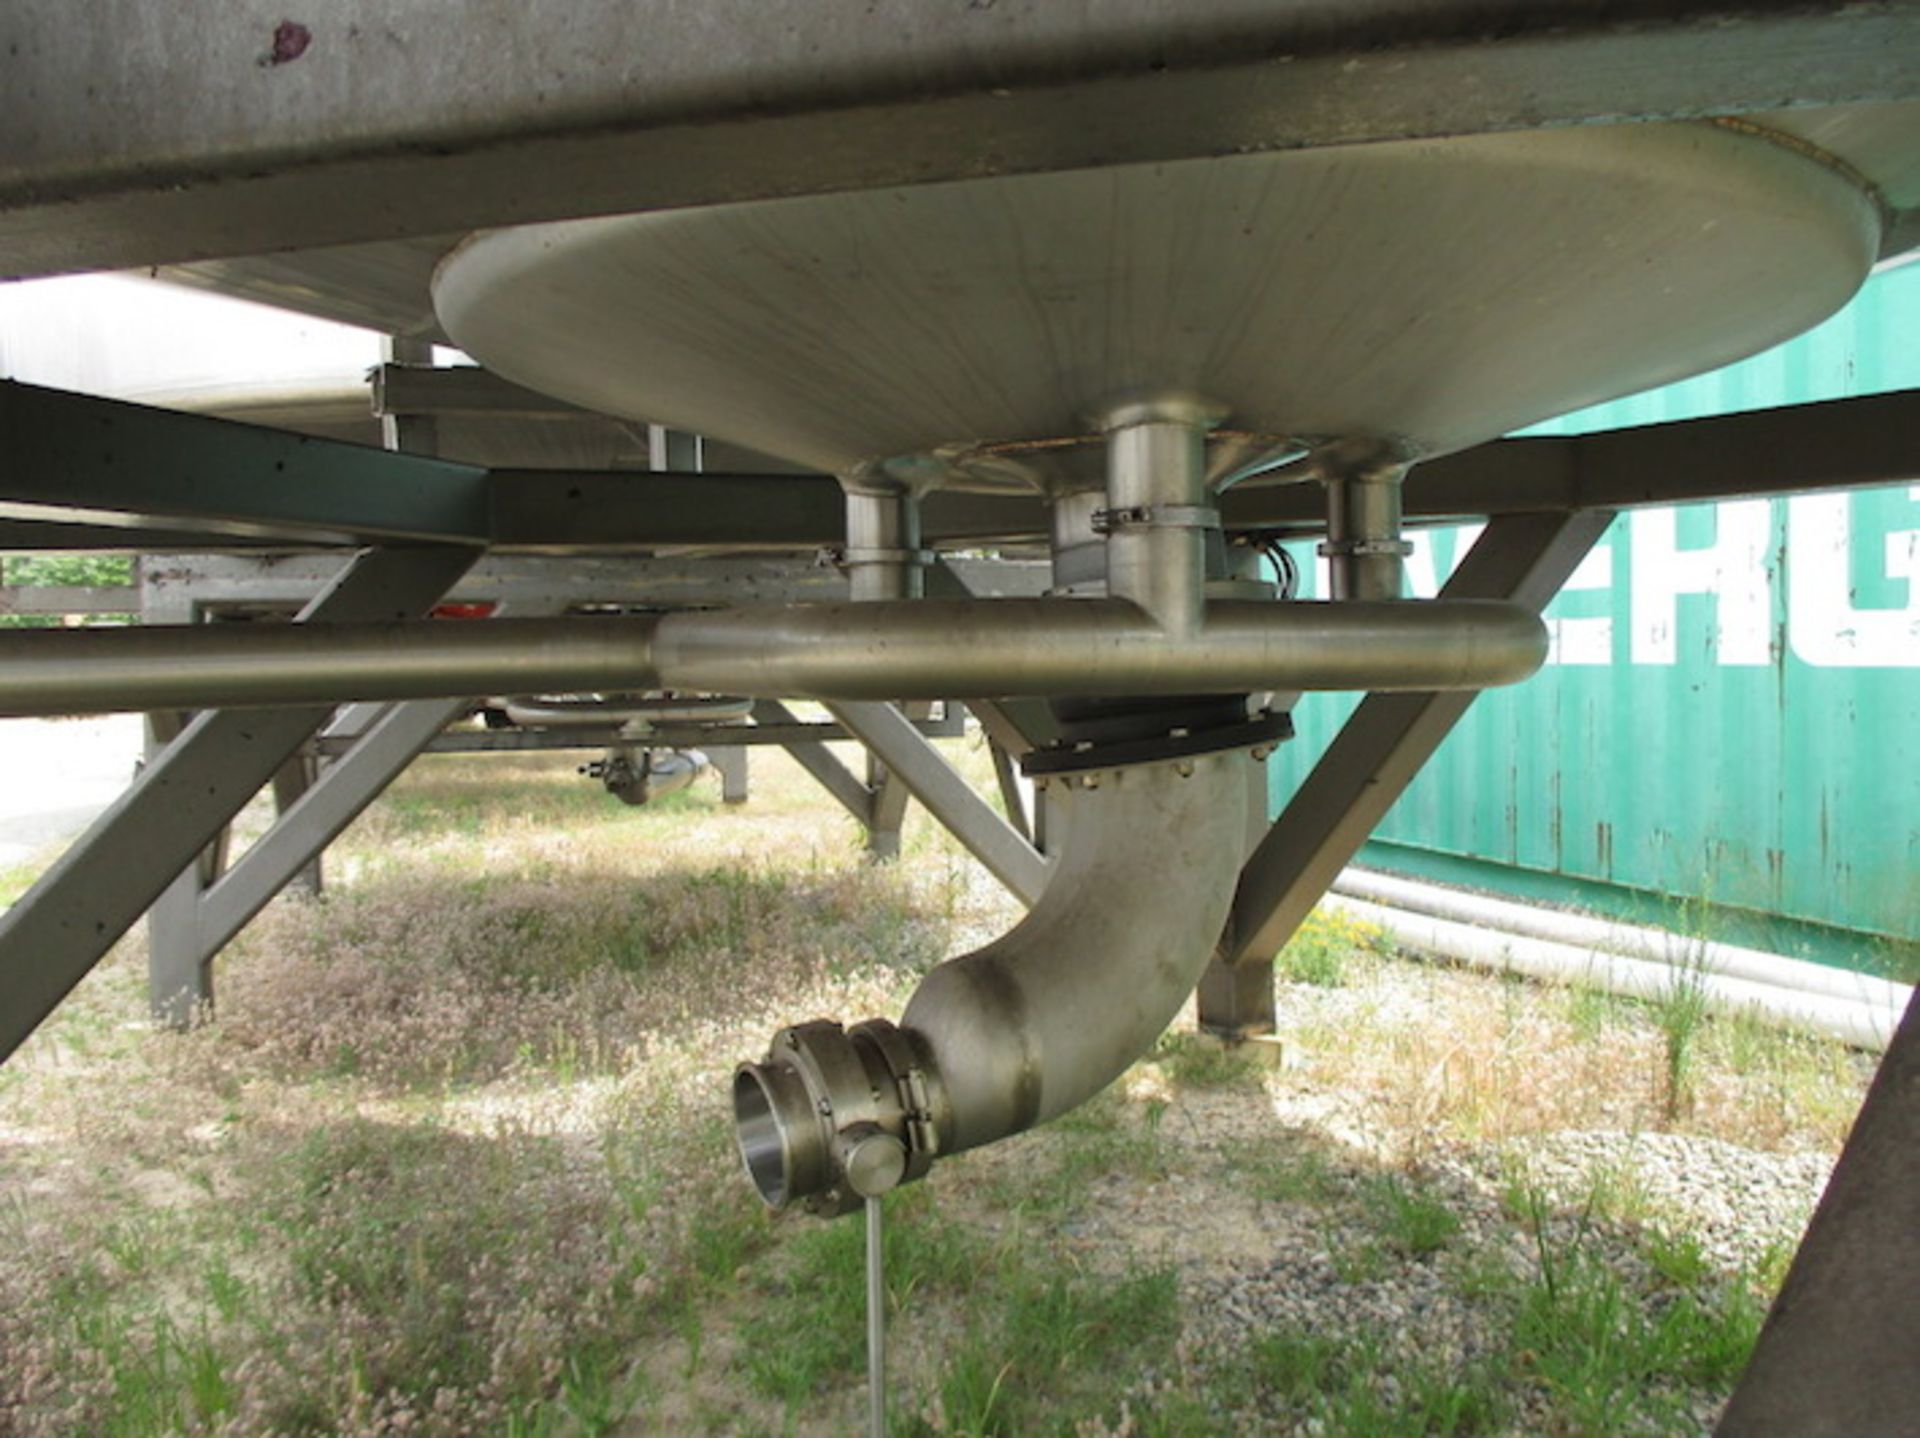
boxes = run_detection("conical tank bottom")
[435,120,1878,492]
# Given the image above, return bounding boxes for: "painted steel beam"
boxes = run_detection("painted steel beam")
[0,381,490,544]
[827,700,1049,906]
[487,468,1043,551]
[0,546,476,1059]
[1225,509,1616,966]
[5,3,1916,277]
[1718,990,1920,1437]
[312,715,964,756]
[0,519,289,552]
[373,363,588,420]
[1226,391,1920,530]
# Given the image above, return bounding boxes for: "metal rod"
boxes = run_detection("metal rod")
[866,1193,887,1438]
[0,597,1547,716]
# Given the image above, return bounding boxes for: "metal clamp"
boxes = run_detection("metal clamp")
[1090,503,1221,535]
[1317,536,1413,558]
[733,1016,947,1217]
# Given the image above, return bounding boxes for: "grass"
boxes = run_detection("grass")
[0,741,1875,1434]
[1275,908,1384,987]
[1364,1173,1463,1256]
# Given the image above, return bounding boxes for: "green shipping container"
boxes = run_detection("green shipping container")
[1275,259,1920,972]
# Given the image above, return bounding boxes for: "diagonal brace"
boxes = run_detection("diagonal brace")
[1223,509,1616,969]
[827,700,1049,906]
[753,700,874,824]
[0,546,477,1061]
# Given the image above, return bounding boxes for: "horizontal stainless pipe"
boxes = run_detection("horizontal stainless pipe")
[0,598,1546,716]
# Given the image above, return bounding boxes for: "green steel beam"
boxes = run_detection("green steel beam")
[0,380,490,544]
[1226,390,1920,529]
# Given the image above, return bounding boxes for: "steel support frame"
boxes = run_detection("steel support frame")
[1197,509,1617,1040]
[142,586,572,1017]
[8,381,1914,558]
[0,545,476,1059]
[827,700,1050,906]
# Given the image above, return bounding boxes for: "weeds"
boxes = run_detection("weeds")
[1277,907,1385,987]
[0,745,1868,1434]
[1365,1173,1464,1256]
[1654,945,1716,1122]
[1152,1029,1268,1088]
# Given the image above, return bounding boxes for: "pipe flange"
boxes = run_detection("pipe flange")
[732,1017,945,1217]
[1022,710,1292,779]
[1317,537,1414,558]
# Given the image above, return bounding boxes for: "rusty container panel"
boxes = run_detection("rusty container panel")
[1275,259,1920,962]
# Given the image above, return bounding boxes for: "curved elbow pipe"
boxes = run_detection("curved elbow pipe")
[731,744,1252,1214]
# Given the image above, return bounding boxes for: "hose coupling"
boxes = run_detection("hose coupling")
[732,1017,947,1217]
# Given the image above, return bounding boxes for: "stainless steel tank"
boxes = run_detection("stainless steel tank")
[435,120,1879,493]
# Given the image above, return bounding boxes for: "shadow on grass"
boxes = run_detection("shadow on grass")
[219,854,959,1089]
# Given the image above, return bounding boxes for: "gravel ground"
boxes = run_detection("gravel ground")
[1009,952,1852,1435]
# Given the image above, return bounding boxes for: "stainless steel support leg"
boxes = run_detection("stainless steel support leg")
[1223,510,1614,967]
[1195,754,1286,1039]
[1321,453,1412,602]
[864,701,937,860]
[963,699,1066,859]
[987,738,1030,844]
[271,752,325,895]
[827,701,1049,907]
[713,745,750,805]
[843,487,928,859]
[0,545,477,1059]
[1717,988,1920,1437]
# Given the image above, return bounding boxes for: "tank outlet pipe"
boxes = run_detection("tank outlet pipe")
[734,743,1253,1215]
[1096,394,1222,637]
[0,598,1546,716]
